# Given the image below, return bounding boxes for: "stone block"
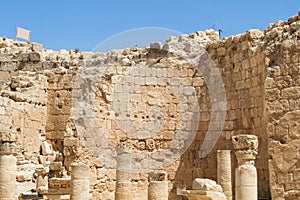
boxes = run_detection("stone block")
[192,178,223,192]
[38,155,47,165]
[150,42,162,50]
[0,154,17,199]
[32,43,43,52]
[148,171,168,182]
[148,180,168,200]
[46,131,65,140]
[19,53,30,61]
[145,77,157,85]
[50,162,62,171]
[21,192,43,199]
[232,134,258,150]
[71,162,90,179]
[0,142,16,154]
[0,130,18,142]
[49,177,71,189]
[41,141,52,156]
[29,52,41,62]
[282,87,300,99]
[217,47,226,56]
[35,167,48,175]
[182,190,227,200]
[64,137,79,147]
[134,77,145,85]
[16,171,32,182]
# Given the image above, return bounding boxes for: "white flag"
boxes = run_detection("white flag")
[16,26,30,42]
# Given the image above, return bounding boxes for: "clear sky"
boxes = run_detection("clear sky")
[0,1,299,52]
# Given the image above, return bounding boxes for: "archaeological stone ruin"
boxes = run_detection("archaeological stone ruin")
[0,11,299,200]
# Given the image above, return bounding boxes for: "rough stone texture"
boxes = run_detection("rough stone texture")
[174,27,268,200]
[0,155,17,200]
[70,162,90,200]
[192,178,222,192]
[181,191,226,200]
[35,167,48,194]
[0,11,299,200]
[217,150,232,200]
[115,152,132,200]
[178,178,226,200]
[0,69,47,154]
[235,164,258,200]
[264,11,300,200]
[0,130,18,142]
[233,134,258,200]
[148,171,168,200]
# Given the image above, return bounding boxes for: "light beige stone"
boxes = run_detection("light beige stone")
[148,171,168,200]
[192,179,222,192]
[217,150,232,200]
[0,11,300,200]
[70,163,90,200]
[233,135,258,200]
[0,155,17,200]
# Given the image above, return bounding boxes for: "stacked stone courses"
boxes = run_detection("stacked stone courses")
[0,10,299,200]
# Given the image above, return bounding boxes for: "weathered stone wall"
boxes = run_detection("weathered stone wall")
[0,11,299,200]
[0,51,47,154]
[173,29,270,199]
[265,14,300,199]
[67,30,220,199]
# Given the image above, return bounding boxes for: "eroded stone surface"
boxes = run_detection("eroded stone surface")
[0,11,299,200]
[192,179,222,192]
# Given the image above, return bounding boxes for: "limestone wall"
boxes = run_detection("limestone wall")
[66,30,220,199]
[173,29,270,199]
[0,11,299,200]
[264,14,300,199]
[0,44,48,154]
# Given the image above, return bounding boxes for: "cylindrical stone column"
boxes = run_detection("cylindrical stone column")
[70,162,90,200]
[35,167,48,194]
[115,153,132,200]
[148,171,168,200]
[232,134,258,200]
[236,164,257,200]
[217,150,232,200]
[0,130,18,200]
[0,155,17,200]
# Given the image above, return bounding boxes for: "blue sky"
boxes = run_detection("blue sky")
[0,1,299,51]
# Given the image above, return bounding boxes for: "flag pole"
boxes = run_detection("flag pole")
[15,26,17,41]
[28,31,30,43]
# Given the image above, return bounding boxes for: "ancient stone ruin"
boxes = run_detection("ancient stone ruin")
[0,11,299,200]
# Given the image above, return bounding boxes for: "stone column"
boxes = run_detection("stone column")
[232,134,258,200]
[217,150,232,200]
[70,162,90,200]
[35,167,48,194]
[115,152,132,200]
[148,171,168,200]
[0,130,17,200]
